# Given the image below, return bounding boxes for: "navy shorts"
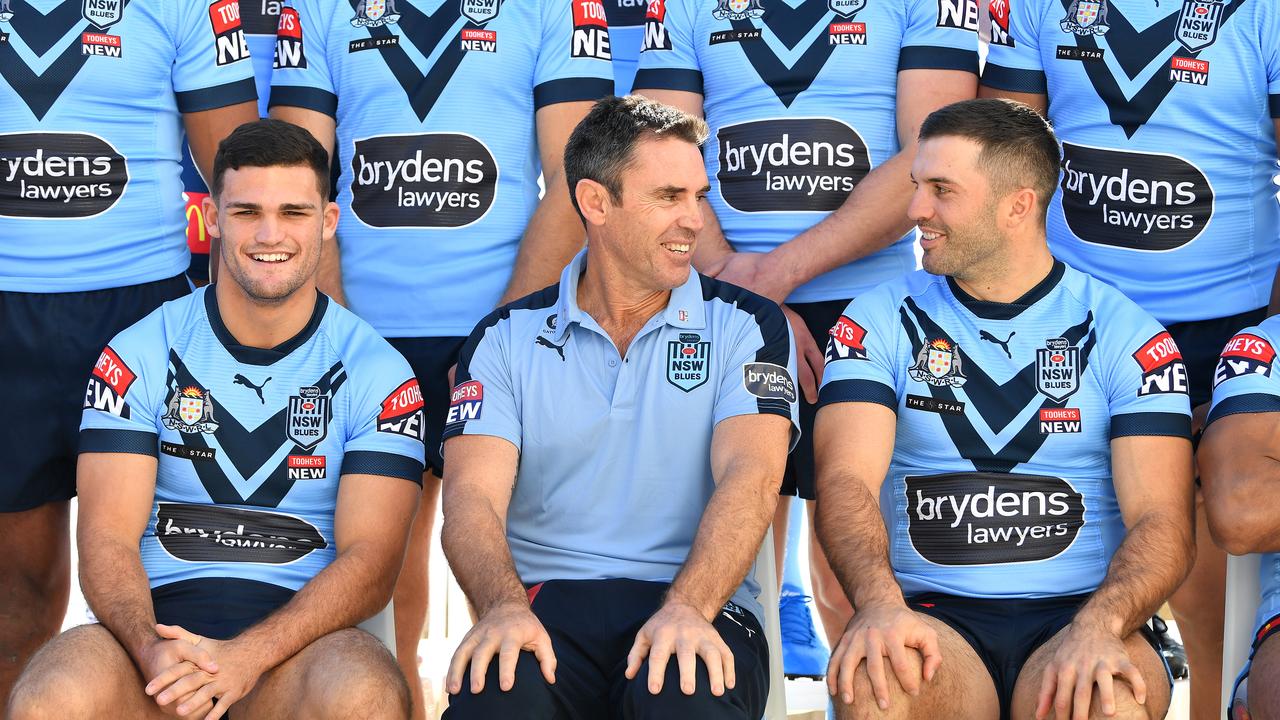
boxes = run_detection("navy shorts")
[909,592,1170,720]
[1229,612,1280,720]
[1167,306,1267,410]
[780,298,850,499]
[0,275,190,512]
[444,578,770,720]
[386,336,467,477]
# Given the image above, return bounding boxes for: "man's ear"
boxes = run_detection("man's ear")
[575,178,611,227]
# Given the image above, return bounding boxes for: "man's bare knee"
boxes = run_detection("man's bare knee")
[832,664,917,720]
[8,627,123,720]
[301,630,410,720]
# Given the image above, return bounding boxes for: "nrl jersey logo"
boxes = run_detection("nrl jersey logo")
[909,338,968,388]
[162,386,221,434]
[352,0,400,27]
[712,0,764,21]
[1061,0,1110,35]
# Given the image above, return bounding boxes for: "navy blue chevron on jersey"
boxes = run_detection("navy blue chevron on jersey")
[982,0,1280,324]
[633,0,979,303]
[1205,317,1280,638]
[819,263,1190,598]
[268,0,615,338]
[0,0,256,293]
[443,250,799,623]
[79,287,425,633]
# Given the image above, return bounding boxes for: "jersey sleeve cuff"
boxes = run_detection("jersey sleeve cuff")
[175,78,259,114]
[342,450,424,485]
[1205,393,1280,428]
[1109,412,1191,440]
[267,86,340,118]
[631,68,705,95]
[532,78,616,110]
[980,63,1048,94]
[79,429,159,457]
[1270,94,1280,119]
[817,379,898,411]
[898,47,979,74]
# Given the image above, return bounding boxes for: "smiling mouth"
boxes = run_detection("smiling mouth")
[250,252,291,263]
[661,242,691,255]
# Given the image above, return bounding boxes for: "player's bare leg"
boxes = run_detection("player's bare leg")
[1169,497,1224,720]
[809,501,854,649]
[393,469,441,720]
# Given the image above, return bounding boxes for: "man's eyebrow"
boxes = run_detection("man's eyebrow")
[224,201,317,211]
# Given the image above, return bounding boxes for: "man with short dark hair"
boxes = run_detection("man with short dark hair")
[440,95,799,720]
[8,119,424,720]
[815,98,1193,720]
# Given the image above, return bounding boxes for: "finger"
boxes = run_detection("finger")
[497,638,522,692]
[470,638,501,694]
[1095,667,1117,717]
[202,692,237,720]
[156,670,211,706]
[798,355,818,404]
[532,632,557,685]
[1071,666,1093,720]
[1052,667,1077,720]
[699,642,724,697]
[1119,659,1147,706]
[913,628,942,683]
[826,636,850,697]
[163,640,219,675]
[865,640,892,711]
[837,639,866,706]
[446,636,478,694]
[647,639,674,695]
[145,661,198,697]
[625,633,652,681]
[175,681,218,717]
[721,640,736,691]
[1035,664,1057,720]
[676,643,698,696]
[887,642,920,697]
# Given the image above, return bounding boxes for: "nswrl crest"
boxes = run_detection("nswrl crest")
[667,333,711,392]
[162,386,220,434]
[909,339,967,388]
[1036,337,1080,402]
[712,0,764,21]
[351,0,400,27]
[1060,0,1110,35]
[83,0,124,28]
[287,386,330,450]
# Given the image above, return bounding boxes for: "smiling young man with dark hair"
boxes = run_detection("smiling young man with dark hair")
[8,119,424,720]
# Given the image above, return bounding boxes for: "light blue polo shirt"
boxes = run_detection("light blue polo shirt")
[443,250,800,622]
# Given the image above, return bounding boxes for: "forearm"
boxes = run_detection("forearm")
[667,468,779,620]
[767,152,916,293]
[232,541,398,671]
[814,477,904,610]
[1075,514,1194,637]
[499,177,583,304]
[80,539,160,664]
[317,233,346,306]
[441,496,529,616]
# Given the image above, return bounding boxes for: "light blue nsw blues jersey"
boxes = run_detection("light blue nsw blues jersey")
[633,0,979,303]
[983,0,1280,324]
[444,251,800,622]
[269,0,615,337]
[820,263,1191,598]
[80,288,425,627]
[1205,316,1280,636]
[0,0,256,292]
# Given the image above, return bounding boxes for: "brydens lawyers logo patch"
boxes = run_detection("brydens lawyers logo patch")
[287,386,330,450]
[668,333,710,392]
[378,379,426,441]
[446,380,483,424]
[909,339,967,387]
[85,345,135,418]
[1036,337,1079,402]
[1214,333,1276,387]
[163,386,220,434]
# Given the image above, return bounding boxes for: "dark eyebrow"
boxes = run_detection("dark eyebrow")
[652,185,711,196]
[225,201,316,211]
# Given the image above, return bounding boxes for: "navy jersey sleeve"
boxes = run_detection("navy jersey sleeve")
[267,0,338,117]
[533,0,617,109]
[713,301,801,447]
[899,0,980,73]
[1206,319,1280,425]
[442,314,522,452]
[1096,304,1192,439]
[631,0,703,94]
[172,0,258,113]
[340,339,427,485]
[817,286,904,411]
[981,0,1047,93]
[79,314,167,456]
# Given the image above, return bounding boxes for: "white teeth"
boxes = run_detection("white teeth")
[921,232,940,240]
[251,253,289,262]
[663,243,690,254]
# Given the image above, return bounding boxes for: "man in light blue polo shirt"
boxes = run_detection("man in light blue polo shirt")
[438,95,799,720]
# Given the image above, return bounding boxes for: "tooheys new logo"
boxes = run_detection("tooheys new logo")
[274,7,305,69]
[1133,331,1188,396]
[1059,142,1213,251]
[717,118,869,213]
[156,502,327,564]
[572,0,611,60]
[208,0,249,66]
[905,472,1085,565]
[0,132,127,218]
[350,133,497,227]
[1214,332,1276,387]
[378,379,425,441]
[641,0,671,51]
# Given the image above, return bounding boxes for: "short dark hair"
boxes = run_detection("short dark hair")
[210,118,330,200]
[563,95,709,217]
[918,98,1061,220]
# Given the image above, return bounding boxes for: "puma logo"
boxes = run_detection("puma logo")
[535,335,567,362]
[980,330,1015,359]
[233,374,271,404]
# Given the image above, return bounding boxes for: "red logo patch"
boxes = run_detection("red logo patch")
[92,346,136,396]
[829,315,867,349]
[646,0,666,21]
[380,379,424,421]
[1039,408,1081,422]
[287,455,326,469]
[208,0,241,35]
[1133,331,1183,373]
[277,7,302,38]
[1221,333,1275,363]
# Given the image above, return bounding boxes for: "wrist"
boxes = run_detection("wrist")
[1070,611,1125,639]
[763,246,802,300]
[662,588,716,622]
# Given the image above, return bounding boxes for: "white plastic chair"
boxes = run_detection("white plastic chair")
[1222,553,1262,716]
[359,600,397,659]
[755,526,788,720]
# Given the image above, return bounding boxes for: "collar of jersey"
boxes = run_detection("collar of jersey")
[203,286,330,366]
[548,249,707,343]
[944,259,1065,321]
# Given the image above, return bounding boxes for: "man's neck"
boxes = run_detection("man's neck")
[951,240,1055,304]
[215,281,318,349]
[576,260,671,358]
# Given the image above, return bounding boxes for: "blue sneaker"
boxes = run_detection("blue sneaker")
[780,584,829,678]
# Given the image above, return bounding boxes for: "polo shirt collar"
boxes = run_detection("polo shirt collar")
[550,249,707,342]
